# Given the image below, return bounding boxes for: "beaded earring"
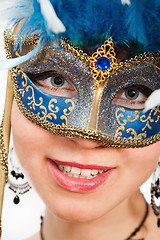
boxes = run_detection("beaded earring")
[151,161,160,227]
[7,147,32,204]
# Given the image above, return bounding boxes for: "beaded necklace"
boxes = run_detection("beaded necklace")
[40,201,148,240]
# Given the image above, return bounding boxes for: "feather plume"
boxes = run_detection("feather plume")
[37,0,66,34]
[144,89,160,113]
[1,0,160,49]
[0,0,159,69]
[121,0,131,5]
[124,0,160,46]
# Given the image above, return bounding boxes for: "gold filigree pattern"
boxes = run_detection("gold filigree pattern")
[115,107,160,140]
[60,38,118,87]
[37,101,59,121]
[126,128,147,140]
[14,67,75,126]
[140,105,160,131]
[47,99,59,120]
[61,99,75,127]
[88,37,117,87]
[17,68,28,87]
[115,107,127,126]
[17,68,28,97]
[26,85,43,110]
[127,111,140,122]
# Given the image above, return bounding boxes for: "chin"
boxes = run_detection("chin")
[42,190,105,223]
[52,206,103,223]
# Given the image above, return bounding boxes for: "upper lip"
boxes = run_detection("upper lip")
[48,159,115,170]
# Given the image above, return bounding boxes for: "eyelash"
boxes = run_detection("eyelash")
[26,71,65,86]
[113,85,152,109]
[26,71,78,98]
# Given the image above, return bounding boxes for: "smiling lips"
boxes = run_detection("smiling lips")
[48,159,115,192]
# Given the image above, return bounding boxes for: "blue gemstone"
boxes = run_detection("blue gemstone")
[96,57,111,70]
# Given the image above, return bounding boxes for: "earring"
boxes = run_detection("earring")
[151,161,160,227]
[7,147,32,204]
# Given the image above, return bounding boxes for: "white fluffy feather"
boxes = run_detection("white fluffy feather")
[38,0,66,34]
[121,0,131,5]
[144,89,160,112]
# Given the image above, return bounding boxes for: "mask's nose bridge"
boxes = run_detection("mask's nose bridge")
[86,37,117,131]
[87,83,105,131]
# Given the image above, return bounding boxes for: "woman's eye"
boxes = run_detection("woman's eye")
[112,85,152,109]
[121,88,143,101]
[47,76,68,88]
[27,71,78,98]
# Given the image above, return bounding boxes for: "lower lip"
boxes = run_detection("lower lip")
[47,159,115,193]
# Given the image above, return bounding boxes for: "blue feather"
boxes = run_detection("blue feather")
[124,0,160,46]
[1,0,160,49]
[0,0,159,70]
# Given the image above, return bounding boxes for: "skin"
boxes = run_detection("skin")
[11,99,160,240]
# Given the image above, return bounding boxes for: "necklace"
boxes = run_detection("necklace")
[40,201,148,240]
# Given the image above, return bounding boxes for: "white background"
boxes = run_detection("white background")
[0,16,152,240]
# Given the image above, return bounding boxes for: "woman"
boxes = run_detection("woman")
[0,0,160,239]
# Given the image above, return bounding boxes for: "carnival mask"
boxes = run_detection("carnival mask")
[4,33,160,148]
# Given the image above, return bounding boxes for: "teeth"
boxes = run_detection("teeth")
[80,175,86,179]
[58,165,64,171]
[67,172,72,177]
[64,165,71,172]
[81,169,91,177]
[58,164,106,179]
[91,169,98,175]
[71,167,81,175]
[73,174,79,178]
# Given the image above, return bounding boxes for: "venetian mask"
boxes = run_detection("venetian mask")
[4,33,160,148]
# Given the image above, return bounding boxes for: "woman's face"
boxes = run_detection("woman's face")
[11,99,160,223]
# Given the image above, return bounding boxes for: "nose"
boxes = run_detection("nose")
[67,136,104,149]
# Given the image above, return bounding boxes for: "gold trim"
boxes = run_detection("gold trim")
[59,38,89,65]
[4,32,160,72]
[4,30,39,47]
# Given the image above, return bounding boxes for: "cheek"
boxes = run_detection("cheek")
[120,142,160,184]
[11,100,47,175]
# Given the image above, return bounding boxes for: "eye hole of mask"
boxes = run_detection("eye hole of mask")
[112,85,152,109]
[26,71,78,98]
